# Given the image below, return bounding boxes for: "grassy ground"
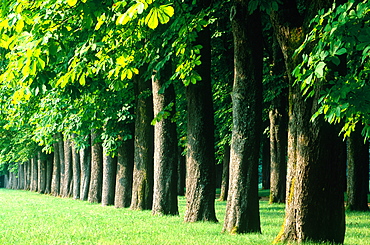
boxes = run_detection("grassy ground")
[0,189,368,245]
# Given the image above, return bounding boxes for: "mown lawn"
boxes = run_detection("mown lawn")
[0,188,368,244]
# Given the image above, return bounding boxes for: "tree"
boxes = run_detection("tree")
[79,142,91,201]
[71,136,81,199]
[183,0,218,223]
[223,0,263,234]
[131,75,154,210]
[88,131,103,203]
[347,125,369,211]
[114,137,134,208]
[152,63,179,216]
[61,138,73,198]
[270,0,347,243]
[102,146,117,206]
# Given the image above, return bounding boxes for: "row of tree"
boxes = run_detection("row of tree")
[0,0,369,244]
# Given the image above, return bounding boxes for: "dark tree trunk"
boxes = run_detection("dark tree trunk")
[88,131,103,203]
[219,145,230,201]
[223,1,263,234]
[115,138,134,208]
[184,6,217,222]
[347,126,369,211]
[45,153,53,194]
[269,35,288,203]
[177,149,186,196]
[62,138,73,198]
[38,151,47,194]
[24,159,31,190]
[80,142,91,201]
[152,66,179,216]
[72,137,81,199]
[30,155,38,192]
[130,76,154,210]
[261,137,270,190]
[102,147,117,206]
[18,163,24,190]
[51,138,61,196]
[58,133,65,195]
[271,0,347,243]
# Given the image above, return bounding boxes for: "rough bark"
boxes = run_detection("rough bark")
[38,151,47,194]
[271,0,347,243]
[223,1,263,234]
[184,6,217,222]
[45,153,53,194]
[88,131,103,203]
[102,147,117,206]
[115,138,134,208]
[80,142,91,201]
[347,126,369,211]
[61,138,73,198]
[152,67,179,216]
[177,149,186,196]
[219,145,230,201]
[24,160,31,190]
[269,35,288,203]
[30,155,38,192]
[72,137,81,199]
[130,76,154,210]
[58,133,65,194]
[51,138,61,196]
[18,163,24,190]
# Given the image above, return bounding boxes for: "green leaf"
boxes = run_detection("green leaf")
[335,48,347,55]
[145,8,159,29]
[314,61,326,78]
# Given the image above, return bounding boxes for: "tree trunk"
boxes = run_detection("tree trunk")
[152,66,179,216]
[271,0,347,243]
[223,1,263,234]
[269,35,288,203]
[219,145,230,201]
[58,133,65,194]
[102,146,117,206]
[51,138,61,196]
[177,149,186,196]
[30,155,38,192]
[261,137,270,190]
[80,141,91,201]
[38,151,47,194]
[18,163,24,190]
[72,137,81,199]
[62,138,73,198]
[24,159,31,190]
[347,126,369,211]
[88,131,103,203]
[130,76,154,210]
[45,153,53,194]
[184,9,218,222]
[115,138,134,208]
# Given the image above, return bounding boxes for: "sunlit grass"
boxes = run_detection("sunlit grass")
[0,188,368,244]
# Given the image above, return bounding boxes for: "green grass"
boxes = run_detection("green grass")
[0,189,368,245]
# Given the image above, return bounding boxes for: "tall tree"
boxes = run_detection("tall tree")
[88,131,103,203]
[183,0,218,223]
[102,146,117,206]
[218,145,230,201]
[268,34,288,203]
[152,64,179,216]
[223,0,263,233]
[270,0,347,243]
[37,151,47,194]
[131,76,154,210]
[79,144,91,201]
[115,138,134,208]
[61,138,73,198]
[347,126,370,211]
[71,137,81,200]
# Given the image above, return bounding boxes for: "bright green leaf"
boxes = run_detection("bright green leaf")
[314,61,326,78]
[67,0,78,7]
